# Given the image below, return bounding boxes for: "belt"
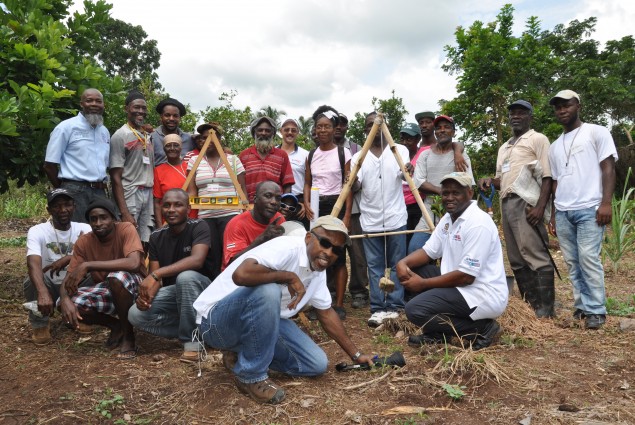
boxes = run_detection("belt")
[61,179,107,189]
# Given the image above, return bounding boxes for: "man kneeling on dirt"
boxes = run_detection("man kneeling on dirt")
[24,188,92,345]
[194,216,373,404]
[128,189,214,363]
[397,172,508,350]
[59,198,146,359]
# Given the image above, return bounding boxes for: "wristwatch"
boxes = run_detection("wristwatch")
[351,351,362,362]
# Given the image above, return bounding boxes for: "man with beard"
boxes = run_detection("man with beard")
[398,172,508,350]
[59,198,146,359]
[128,189,214,362]
[222,181,286,269]
[24,189,92,345]
[151,98,194,166]
[109,91,155,248]
[548,90,617,329]
[478,100,555,318]
[194,215,373,404]
[239,116,294,202]
[44,88,111,222]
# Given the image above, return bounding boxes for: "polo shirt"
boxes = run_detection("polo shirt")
[110,124,154,189]
[239,146,295,202]
[194,236,331,324]
[495,129,552,199]
[279,144,309,196]
[423,201,508,320]
[151,126,194,166]
[45,113,110,182]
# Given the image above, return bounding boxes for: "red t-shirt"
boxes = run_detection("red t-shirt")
[152,162,197,220]
[222,211,285,270]
[238,146,294,202]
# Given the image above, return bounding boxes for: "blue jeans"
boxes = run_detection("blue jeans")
[407,231,432,255]
[363,226,406,313]
[199,283,328,384]
[128,271,210,351]
[555,208,606,315]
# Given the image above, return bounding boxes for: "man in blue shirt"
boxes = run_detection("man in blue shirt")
[44,88,111,223]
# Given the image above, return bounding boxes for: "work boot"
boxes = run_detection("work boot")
[471,321,502,351]
[32,324,51,346]
[514,267,541,313]
[235,378,286,404]
[534,270,555,318]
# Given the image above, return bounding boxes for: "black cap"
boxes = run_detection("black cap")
[508,99,533,112]
[156,98,186,116]
[47,188,74,205]
[85,198,118,221]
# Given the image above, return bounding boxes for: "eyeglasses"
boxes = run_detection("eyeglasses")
[310,231,345,257]
[280,203,297,213]
[282,128,298,134]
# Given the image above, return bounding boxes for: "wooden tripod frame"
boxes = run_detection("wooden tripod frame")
[182,129,250,211]
[330,113,435,233]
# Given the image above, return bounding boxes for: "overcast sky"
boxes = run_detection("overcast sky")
[72,0,634,125]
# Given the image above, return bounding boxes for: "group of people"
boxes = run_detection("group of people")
[24,87,617,404]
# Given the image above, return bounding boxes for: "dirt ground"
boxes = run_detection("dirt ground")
[1,218,634,425]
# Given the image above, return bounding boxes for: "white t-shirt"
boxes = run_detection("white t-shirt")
[549,123,618,211]
[194,236,332,323]
[26,221,92,285]
[285,145,309,196]
[423,201,508,320]
[352,144,409,232]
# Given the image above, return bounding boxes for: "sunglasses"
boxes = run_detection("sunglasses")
[280,203,297,213]
[310,231,346,257]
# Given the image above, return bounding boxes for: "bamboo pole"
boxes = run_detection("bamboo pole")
[182,129,249,211]
[350,228,432,239]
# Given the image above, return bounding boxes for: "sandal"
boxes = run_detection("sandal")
[116,347,138,360]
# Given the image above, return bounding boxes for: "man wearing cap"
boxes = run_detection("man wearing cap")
[478,100,555,317]
[24,189,92,345]
[109,91,155,248]
[151,98,194,166]
[239,116,294,202]
[279,192,301,222]
[128,189,214,362]
[410,115,475,254]
[278,118,309,222]
[59,198,146,359]
[414,111,467,171]
[44,88,111,223]
[548,90,617,329]
[222,181,286,269]
[194,215,373,404]
[398,172,508,350]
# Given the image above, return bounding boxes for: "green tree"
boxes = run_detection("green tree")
[372,90,408,141]
[255,105,287,127]
[0,0,125,192]
[297,115,313,137]
[199,90,253,154]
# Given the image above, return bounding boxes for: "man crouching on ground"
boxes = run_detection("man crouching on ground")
[194,216,373,404]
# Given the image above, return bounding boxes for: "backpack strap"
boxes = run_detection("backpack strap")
[338,146,345,185]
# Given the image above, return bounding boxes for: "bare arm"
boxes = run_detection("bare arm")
[109,167,135,226]
[596,156,616,226]
[153,198,163,227]
[43,162,61,188]
[526,177,552,226]
[303,158,314,220]
[420,181,441,195]
[548,180,558,236]
[316,308,374,366]
[27,256,54,316]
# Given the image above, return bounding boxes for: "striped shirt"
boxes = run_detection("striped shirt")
[187,154,245,219]
[239,146,295,202]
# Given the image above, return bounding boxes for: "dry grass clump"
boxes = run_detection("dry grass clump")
[498,296,563,340]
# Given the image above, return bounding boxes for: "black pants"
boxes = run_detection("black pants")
[405,202,423,246]
[404,264,493,339]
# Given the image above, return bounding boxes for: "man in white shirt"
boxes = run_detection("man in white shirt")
[351,112,412,327]
[548,90,618,329]
[397,172,508,350]
[24,189,92,345]
[194,216,372,404]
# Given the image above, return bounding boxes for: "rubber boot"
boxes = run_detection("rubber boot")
[513,267,541,314]
[534,270,555,318]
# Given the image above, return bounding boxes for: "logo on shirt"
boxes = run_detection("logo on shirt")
[441,223,450,235]
[453,233,462,242]
[226,243,236,249]
[183,246,192,253]
[463,257,481,268]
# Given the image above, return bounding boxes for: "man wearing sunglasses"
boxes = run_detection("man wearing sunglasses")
[194,215,373,404]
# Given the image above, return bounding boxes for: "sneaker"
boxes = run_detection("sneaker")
[221,350,237,372]
[351,294,369,309]
[333,306,346,320]
[471,321,502,351]
[383,311,399,321]
[305,308,318,321]
[572,309,586,320]
[32,325,51,346]
[585,314,606,329]
[368,311,387,328]
[408,333,446,347]
[235,377,286,404]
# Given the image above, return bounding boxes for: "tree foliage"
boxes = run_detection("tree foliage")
[346,90,408,145]
[255,106,286,127]
[199,90,253,154]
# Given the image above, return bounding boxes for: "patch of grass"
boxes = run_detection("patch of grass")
[395,413,428,425]
[442,383,466,401]
[500,334,535,348]
[0,236,27,247]
[606,296,635,317]
[603,167,635,273]
[0,180,48,220]
[95,388,124,420]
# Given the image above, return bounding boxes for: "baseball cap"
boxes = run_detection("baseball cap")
[313,215,351,246]
[250,116,276,137]
[549,90,581,105]
[196,121,223,136]
[440,172,473,187]
[85,198,118,221]
[508,100,533,112]
[46,188,74,205]
[415,111,435,122]
[433,115,455,128]
[400,123,421,137]
[281,193,299,206]
[280,118,300,128]
[338,113,348,124]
